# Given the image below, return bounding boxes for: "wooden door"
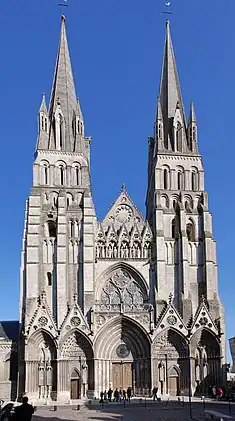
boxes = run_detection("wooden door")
[112,363,122,390]
[112,363,132,390]
[168,377,178,396]
[122,363,132,390]
[71,379,80,399]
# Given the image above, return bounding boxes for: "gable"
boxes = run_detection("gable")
[102,186,145,232]
[154,299,188,338]
[191,301,218,336]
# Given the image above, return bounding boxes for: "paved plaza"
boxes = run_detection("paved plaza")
[32,400,235,421]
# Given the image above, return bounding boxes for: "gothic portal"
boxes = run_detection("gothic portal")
[17,17,225,403]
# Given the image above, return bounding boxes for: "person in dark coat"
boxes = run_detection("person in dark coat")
[107,388,113,402]
[127,387,131,402]
[14,397,34,421]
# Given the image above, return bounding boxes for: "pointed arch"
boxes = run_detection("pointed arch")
[94,315,151,360]
[186,218,195,242]
[191,167,199,191]
[95,262,149,302]
[176,122,182,152]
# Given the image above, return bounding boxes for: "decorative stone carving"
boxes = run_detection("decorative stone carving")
[99,269,146,312]
[167,315,177,326]
[70,316,81,327]
[116,343,130,358]
[115,205,133,223]
[38,316,48,327]
[61,333,86,359]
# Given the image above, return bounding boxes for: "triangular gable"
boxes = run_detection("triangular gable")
[59,296,91,338]
[96,222,106,242]
[106,224,118,242]
[191,298,218,336]
[154,294,188,338]
[102,186,145,228]
[130,224,142,242]
[26,292,58,339]
[142,222,152,242]
[118,224,130,242]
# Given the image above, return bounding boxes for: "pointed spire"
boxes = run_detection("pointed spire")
[159,20,185,119]
[157,20,187,150]
[39,94,47,113]
[37,94,49,150]
[187,101,198,152]
[188,101,196,123]
[48,15,78,151]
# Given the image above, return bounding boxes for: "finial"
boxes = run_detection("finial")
[201,294,205,304]
[73,292,78,304]
[121,183,126,192]
[168,293,173,304]
[58,0,68,17]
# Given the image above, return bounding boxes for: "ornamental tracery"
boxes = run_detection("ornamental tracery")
[95,224,152,260]
[98,269,147,312]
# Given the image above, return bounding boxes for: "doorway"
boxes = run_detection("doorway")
[112,363,132,390]
[70,369,80,399]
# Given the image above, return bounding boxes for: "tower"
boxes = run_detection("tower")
[19,16,96,401]
[146,21,225,393]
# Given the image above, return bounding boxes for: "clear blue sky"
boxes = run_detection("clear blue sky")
[0,1,234,359]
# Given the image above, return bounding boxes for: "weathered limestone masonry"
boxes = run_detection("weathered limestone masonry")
[13,17,226,403]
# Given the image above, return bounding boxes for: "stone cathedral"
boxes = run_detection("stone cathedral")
[6,16,225,403]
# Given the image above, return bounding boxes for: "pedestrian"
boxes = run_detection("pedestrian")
[123,389,126,400]
[14,397,34,421]
[104,390,107,401]
[100,391,104,403]
[119,389,123,401]
[114,388,119,402]
[108,388,113,402]
[152,386,158,401]
[127,387,131,402]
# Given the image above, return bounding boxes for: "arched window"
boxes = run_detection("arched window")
[59,115,63,149]
[76,166,80,185]
[81,122,83,135]
[158,123,162,139]
[176,122,182,152]
[163,169,168,189]
[192,126,196,142]
[70,221,74,237]
[48,220,57,238]
[177,171,182,190]
[47,272,52,286]
[44,166,48,185]
[45,118,47,132]
[59,166,64,185]
[192,170,198,191]
[77,120,80,134]
[172,218,176,239]
[41,116,44,130]
[186,222,195,242]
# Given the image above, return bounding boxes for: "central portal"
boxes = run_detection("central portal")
[112,362,132,390]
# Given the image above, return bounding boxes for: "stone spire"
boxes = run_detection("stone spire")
[157,20,187,151]
[47,15,83,152]
[187,101,198,153]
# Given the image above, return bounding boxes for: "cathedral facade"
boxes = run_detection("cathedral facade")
[16,16,226,403]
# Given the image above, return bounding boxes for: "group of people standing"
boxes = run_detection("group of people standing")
[100,387,132,403]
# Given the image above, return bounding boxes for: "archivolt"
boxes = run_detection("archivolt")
[95,262,148,301]
[94,315,151,360]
